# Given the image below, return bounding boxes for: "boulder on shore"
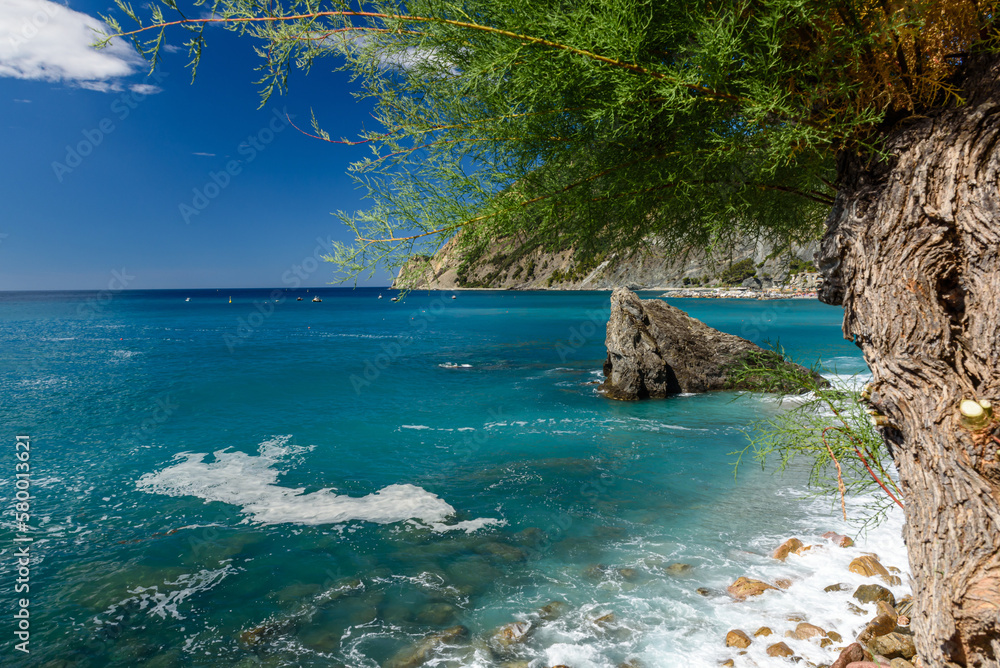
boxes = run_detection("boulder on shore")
[601,288,824,400]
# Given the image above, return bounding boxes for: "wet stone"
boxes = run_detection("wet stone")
[727,576,778,600]
[766,641,794,657]
[490,621,534,651]
[537,600,566,621]
[725,629,752,648]
[476,542,528,563]
[416,602,457,626]
[385,625,469,668]
[773,537,804,561]
[854,584,896,607]
[824,583,851,592]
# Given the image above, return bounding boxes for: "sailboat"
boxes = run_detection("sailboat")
[228,296,232,304]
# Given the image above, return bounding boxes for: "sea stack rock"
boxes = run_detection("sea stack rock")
[601,287,823,400]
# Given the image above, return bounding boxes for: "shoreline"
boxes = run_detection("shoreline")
[392,285,820,300]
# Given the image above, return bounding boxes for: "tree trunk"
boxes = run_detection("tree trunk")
[817,55,1000,667]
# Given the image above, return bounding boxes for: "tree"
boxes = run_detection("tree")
[104,1,1000,663]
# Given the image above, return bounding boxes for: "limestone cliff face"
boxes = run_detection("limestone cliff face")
[392,232,820,291]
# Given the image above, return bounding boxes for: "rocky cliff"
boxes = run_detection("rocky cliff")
[392,231,821,291]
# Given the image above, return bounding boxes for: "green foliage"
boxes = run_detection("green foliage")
[788,257,818,275]
[101,0,996,282]
[731,350,904,530]
[717,258,757,286]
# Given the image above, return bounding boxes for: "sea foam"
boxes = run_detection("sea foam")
[137,435,498,530]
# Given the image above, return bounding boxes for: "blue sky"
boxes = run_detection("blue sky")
[0,0,397,289]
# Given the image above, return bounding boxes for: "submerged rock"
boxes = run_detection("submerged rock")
[385,625,468,668]
[490,620,534,651]
[537,600,567,621]
[601,288,824,400]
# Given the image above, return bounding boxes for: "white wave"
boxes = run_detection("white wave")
[429,517,507,533]
[99,565,236,622]
[137,435,498,529]
[401,425,432,430]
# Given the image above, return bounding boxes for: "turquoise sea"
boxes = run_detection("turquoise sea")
[0,289,908,667]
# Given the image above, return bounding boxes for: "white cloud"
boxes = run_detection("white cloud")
[0,0,144,88]
[130,83,162,95]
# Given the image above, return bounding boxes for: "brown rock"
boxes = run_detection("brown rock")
[853,583,896,607]
[766,642,794,657]
[895,597,914,618]
[773,537,805,561]
[889,659,915,668]
[720,661,735,667]
[775,578,793,589]
[725,629,752,648]
[876,600,898,620]
[822,531,856,547]
[828,631,844,642]
[858,613,898,644]
[849,555,901,585]
[600,288,825,399]
[727,576,778,600]
[871,632,916,660]
[843,663,883,668]
[830,643,868,668]
[754,626,773,637]
[592,613,615,628]
[825,583,851,592]
[794,622,827,640]
[847,602,868,615]
[491,621,534,650]
[664,562,693,576]
[696,587,712,597]
[849,555,890,578]
[538,601,566,621]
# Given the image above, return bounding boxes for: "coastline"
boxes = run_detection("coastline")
[394,285,821,300]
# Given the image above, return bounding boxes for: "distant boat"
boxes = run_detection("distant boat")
[451,295,456,299]
[378,294,383,299]
[391,297,399,302]
[312,296,322,302]
[296,297,303,301]
[228,296,231,304]
[185,298,190,302]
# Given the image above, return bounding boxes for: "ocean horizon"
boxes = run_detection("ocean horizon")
[0,288,908,667]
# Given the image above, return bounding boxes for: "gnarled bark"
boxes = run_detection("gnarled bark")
[818,55,1000,667]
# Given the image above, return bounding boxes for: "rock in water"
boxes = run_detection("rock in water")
[601,288,822,399]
